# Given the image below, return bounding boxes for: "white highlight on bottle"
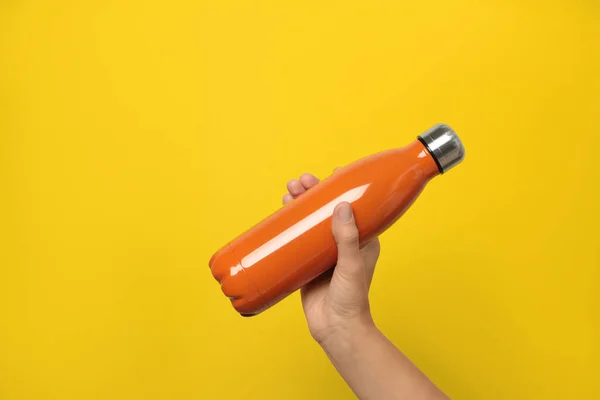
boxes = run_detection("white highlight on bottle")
[241,184,370,269]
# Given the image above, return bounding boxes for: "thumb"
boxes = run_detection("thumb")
[331,202,366,290]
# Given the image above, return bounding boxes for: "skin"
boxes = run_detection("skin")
[283,172,448,400]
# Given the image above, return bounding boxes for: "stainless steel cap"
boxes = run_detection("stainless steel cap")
[418,124,465,173]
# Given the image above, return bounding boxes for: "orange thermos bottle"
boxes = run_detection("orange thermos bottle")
[209,124,465,316]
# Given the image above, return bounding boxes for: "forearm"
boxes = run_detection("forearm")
[319,321,448,400]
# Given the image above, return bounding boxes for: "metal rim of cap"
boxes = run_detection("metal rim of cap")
[417,124,465,173]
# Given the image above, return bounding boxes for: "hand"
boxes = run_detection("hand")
[282,172,381,345]
[283,173,448,400]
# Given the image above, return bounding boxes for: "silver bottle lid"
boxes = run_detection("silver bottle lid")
[418,124,465,173]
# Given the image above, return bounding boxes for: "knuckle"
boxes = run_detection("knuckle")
[333,219,360,247]
[341,229,359,244]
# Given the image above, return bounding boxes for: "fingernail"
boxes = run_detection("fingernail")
[338,203,353,222]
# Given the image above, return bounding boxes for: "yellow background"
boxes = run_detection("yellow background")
[1,0,599,399]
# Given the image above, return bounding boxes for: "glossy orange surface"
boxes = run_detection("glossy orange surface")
[209,139,440,315]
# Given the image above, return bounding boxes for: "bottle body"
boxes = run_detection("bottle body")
[209,139,440,316]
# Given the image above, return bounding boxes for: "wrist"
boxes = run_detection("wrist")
[317,313,378,354]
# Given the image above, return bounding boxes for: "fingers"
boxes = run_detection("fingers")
[282,173,321,205]
[299,173,320,189]
[287,179,306,197]
[331,202,365,287]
